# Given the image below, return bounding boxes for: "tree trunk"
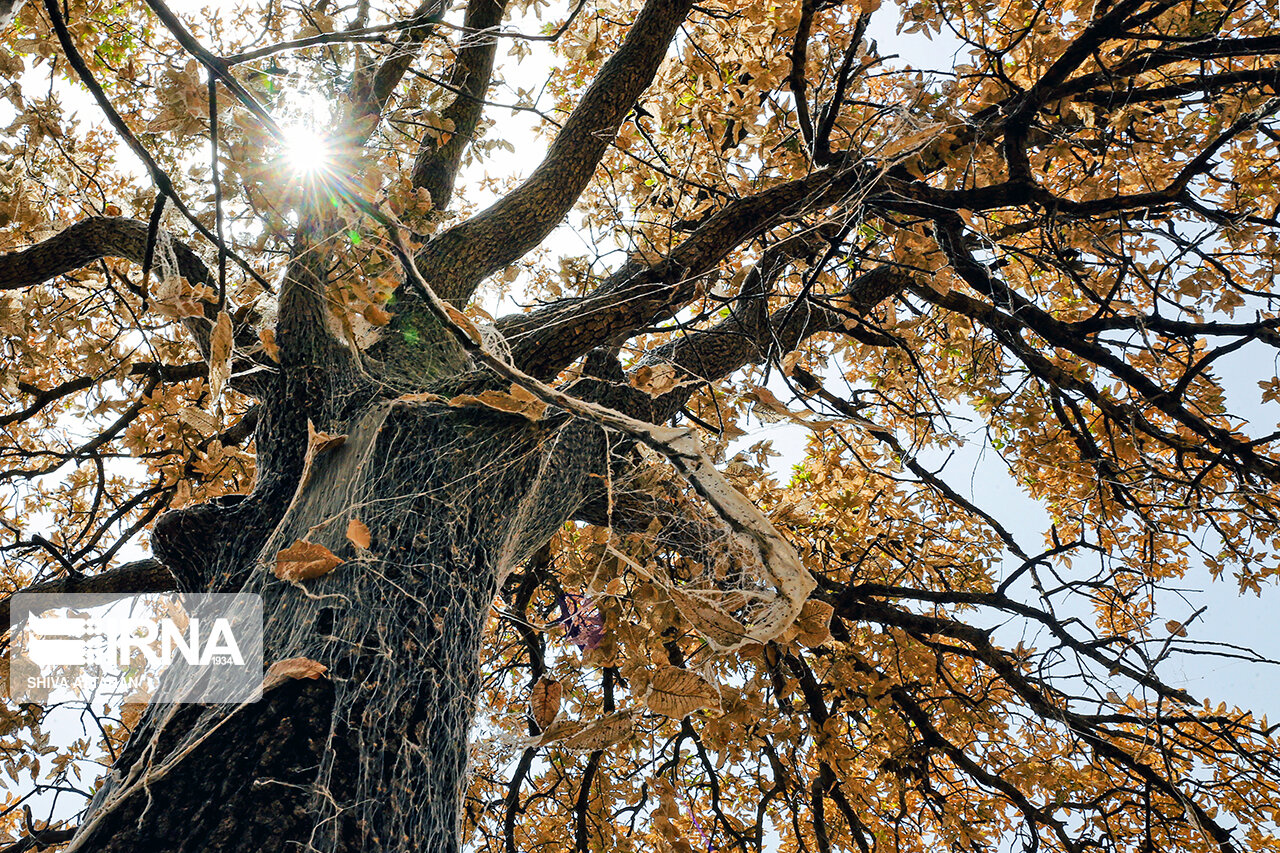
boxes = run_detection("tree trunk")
[69,395,603,852]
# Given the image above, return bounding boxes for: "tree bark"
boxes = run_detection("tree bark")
[69,396,605,852]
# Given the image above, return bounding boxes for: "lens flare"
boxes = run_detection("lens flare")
[281,125,331,175]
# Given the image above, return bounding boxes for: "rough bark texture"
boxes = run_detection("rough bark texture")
[72,393,611,852]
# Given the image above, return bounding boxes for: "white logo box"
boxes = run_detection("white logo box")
[8,593,263,706]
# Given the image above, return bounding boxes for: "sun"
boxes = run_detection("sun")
[280,124,332,175]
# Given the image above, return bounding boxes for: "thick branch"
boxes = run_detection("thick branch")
[0,217,225,359]
[410,0,695,304]
[410,0,511,210]
[1,558,177,632]
[349,0,449,131]
[0,216,210,294]
[499,162,877,378]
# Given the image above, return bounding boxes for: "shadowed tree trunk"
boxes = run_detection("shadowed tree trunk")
[73,397,609,851]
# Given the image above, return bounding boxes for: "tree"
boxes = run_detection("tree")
[0,0,1278,849]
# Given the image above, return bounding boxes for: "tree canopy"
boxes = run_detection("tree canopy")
[0,0,1279,850]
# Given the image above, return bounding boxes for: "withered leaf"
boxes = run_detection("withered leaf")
[746,385,794,422]
[534,717,584,746]
[120,689,151,729]
[794,599,834,647]
[363,303,392,326]
[448,384,546,421]
[630,363,681,397]
[208,309,233,403]
[530,677,562,729]
[275,539,343,582]
[645,666,720,718]
[395,391,444,405]
[176,407,220,436]
[258,327,280,363]
[307,419,347,455]
[346,518,371,550]
[670,588,750,651]
[444,303,482,344]
[263,657,328,691]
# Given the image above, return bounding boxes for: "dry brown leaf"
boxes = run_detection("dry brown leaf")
[794,599,834,647]
[448,385,546,421]
[363,303,392,326]
[530,677,562,729]
[444,303,482,344]
[258,327,280,362]
[630,363,681,397]
[561,710,634,750]
[5,653,44,702]
[395,392,444,404]
[879,121,946,161]
[346,518,371,550]
[275,539,343,582]
[746,387,832,431]
[307,419,348,456]
[747,386,794,421]
[208,309,233,403]
[645,666,720,718]
[177,407,220,436]
[120,689,151,729]
[534,717,584,746]
[263,657,328,690]
[1165,619,1188,638]
[670,589,750,651]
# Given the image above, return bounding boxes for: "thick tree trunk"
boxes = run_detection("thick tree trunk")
[68,396,601,852]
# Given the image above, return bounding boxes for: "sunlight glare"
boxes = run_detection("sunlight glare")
[281,125,332,175]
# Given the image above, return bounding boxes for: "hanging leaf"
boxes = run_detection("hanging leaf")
[176,407,220,436]
[534,717,584,746]
[746,385,794,422]
[346,518,372,550]
[208,309,233,404]
[794,599,834,647]
[120,689,152,729]
[263,657,328,690]
[444,303,482,344]
[630,363,682,396]
[448,384,547,421]
[275,539,343,581]
[395,391,444,404]
[645,666,720,718]
[530,677,562,729]
[669,588,751,651]
[258,327,280,362]
[307,419,347,455]
[363,303,392,326]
